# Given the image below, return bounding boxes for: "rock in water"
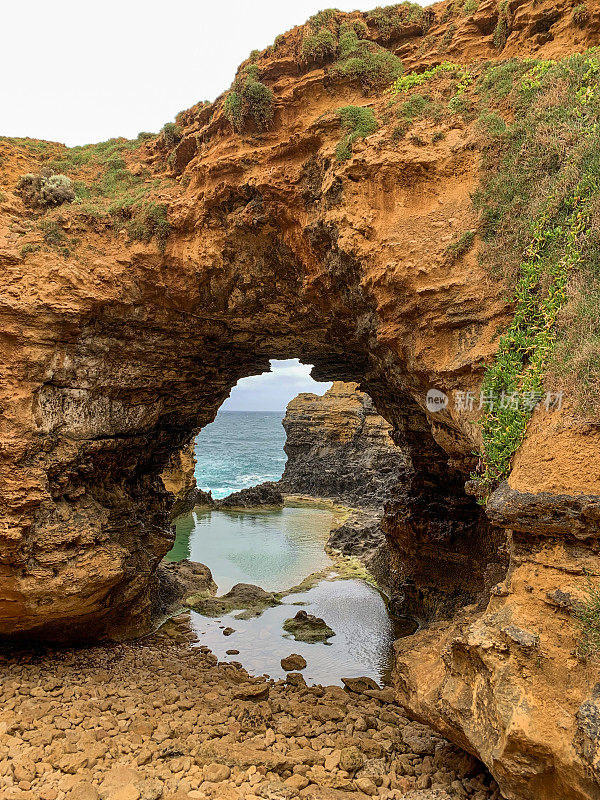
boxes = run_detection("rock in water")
[186,582,280,619]
[217,482,284,509]
[282,610,335,643]
[281,653,307,671]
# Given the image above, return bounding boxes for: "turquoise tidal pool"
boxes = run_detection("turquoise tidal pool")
[166,506,416,686]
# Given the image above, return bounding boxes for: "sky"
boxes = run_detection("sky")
[0,0,416,147]
[221,360,331,413]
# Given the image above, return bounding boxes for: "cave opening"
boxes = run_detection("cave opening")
[191,358,332,500]
[160,358,424,685]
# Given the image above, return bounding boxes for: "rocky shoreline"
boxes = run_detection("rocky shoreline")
[0,618,502,800]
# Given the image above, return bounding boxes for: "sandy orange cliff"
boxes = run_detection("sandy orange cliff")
[1,1,600,798]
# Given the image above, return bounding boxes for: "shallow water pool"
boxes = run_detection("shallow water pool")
[166,506,415,686]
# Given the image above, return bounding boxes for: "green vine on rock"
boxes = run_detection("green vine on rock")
[386,50,600,501]
[475,179,597,498]
[387,61,466,94]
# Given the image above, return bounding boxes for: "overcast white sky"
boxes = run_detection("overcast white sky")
[221,360,331,412]
[0,0,400,147]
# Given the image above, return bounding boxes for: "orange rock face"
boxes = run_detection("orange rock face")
[1,1,600,797]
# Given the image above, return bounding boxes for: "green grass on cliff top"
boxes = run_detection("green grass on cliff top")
[389,49,600,497]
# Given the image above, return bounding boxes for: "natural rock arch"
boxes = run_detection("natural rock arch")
[2,200,506,640]
[2,3,600,797]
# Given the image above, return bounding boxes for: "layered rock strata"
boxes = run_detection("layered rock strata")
[280,381,410,590]
[280,381,409,509]
[0,1,599,797]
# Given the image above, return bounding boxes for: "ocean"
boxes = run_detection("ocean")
[194,411,287,499]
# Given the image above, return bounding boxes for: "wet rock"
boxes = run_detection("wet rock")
[286,672,307,687]
[186,583,280,619]
[217,482,283,509]
[341,676,379,694]
[226,649,240,655]
[281,654,307,671]
[282,610,335,643]
[163,560,217,601]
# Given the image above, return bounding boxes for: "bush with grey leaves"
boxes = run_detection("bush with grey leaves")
[17,169,75,208]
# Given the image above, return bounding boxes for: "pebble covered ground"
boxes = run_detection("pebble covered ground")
[0,614,503,800]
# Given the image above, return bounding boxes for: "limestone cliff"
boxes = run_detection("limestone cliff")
[1,1,600,797]
[280,380,408,591]
[160,439,198,517]
[280,381,408,508]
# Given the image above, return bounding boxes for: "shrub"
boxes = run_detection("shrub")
[575,577,600,660]
[399,93,429,119]
[441,23,456,50]
[308,9,338,29]
[493,2,510,49]
[302,28,337,61]
[161,122,182,148]
[224,91,244,129]
[392,122,408,141]
[224,70,275,132]
[17,170,75,208]
[477,111,507,135]
[367,3,426,38]
[39,219,65,246]
[126,202,171,252]
[333,38,403,90]
[335,105,378,161]
[572,3,589,26]
[445,230,476,261]
[463,0,478,13]
[20,243,41,258]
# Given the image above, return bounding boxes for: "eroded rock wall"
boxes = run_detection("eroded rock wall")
[0,1,599,796]
[160,438,198,517]
[280,381,409,508]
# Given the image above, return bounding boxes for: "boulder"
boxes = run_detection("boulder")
[281,653,307,671]
[283,610,335,643]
